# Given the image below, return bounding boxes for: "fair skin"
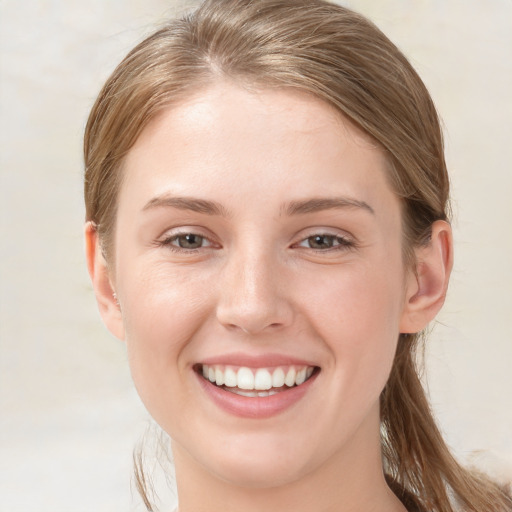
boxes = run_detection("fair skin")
[86,82,452,512]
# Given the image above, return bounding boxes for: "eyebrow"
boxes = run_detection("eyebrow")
[143,195,230,216]
[142,194,374,217]
[283,197,375,216]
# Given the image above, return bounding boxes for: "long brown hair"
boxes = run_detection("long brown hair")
[84,1,512,510]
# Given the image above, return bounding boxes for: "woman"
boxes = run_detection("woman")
[83,0,511,510]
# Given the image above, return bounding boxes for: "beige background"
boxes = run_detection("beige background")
[0,1,511,510]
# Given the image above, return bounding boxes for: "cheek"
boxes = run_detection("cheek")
[299,259,405,338]
[298,261,404,395]
[118,264,214,417]
[122,263,212,346]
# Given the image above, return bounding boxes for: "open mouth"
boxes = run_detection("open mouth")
[196,364,320,398]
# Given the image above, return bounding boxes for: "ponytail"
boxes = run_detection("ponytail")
[381,334,512,511]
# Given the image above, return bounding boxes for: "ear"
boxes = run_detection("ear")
[399,220,453,334]
[85,222,125,341]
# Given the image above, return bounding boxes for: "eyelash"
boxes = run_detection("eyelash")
[156,231,356,254]
[295,234,355,251]
[157,232,213,253]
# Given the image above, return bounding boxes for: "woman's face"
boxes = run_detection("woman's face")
[110,82,415,487]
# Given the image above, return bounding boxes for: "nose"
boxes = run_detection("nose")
[215,248,294,335]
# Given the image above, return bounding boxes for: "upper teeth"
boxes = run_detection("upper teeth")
[201,365,315,390]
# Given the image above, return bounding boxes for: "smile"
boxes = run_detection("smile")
[199,364,316,397]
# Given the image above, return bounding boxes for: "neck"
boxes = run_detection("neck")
[172,408,407,512]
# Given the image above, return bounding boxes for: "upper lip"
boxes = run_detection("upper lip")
[198,352,318,368]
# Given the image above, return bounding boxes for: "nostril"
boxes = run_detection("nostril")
[216,291,294,334]
[235,322,283,335]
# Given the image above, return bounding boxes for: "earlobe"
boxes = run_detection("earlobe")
[84,222,125,341]
[399,220,453,334]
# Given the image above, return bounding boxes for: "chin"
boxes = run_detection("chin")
[184,426,321,489]
[208,453,313,489]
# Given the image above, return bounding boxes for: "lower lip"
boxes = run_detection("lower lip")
[195,370,319,419]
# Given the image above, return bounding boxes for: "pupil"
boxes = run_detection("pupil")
[310,235,333,249]
[179,234,202,248]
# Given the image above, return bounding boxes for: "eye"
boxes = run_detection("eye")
[298,234,354,250]
[172,233,206,249]
[157,231,214,251]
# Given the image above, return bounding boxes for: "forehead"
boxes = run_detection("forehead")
[120,81,396,219]
[132,81,379,158]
